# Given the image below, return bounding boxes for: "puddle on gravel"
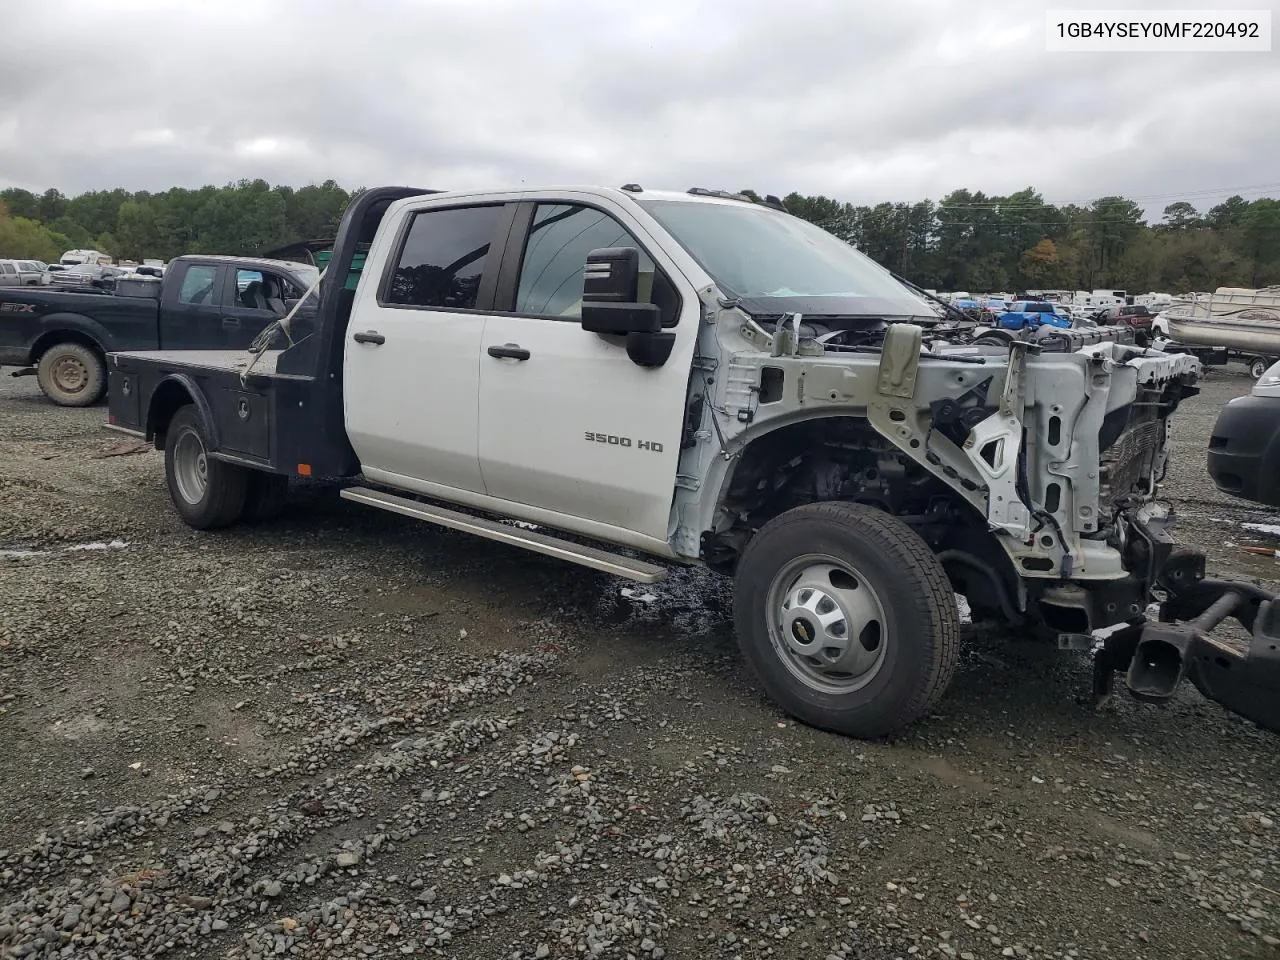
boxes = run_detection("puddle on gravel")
[1242,521,1280,536]
[0,539,130,560]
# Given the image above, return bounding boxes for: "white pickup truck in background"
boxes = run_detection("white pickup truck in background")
[103,184,1280,739]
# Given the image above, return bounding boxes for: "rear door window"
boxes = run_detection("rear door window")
[382,205,506,311]
[178,265,219,305]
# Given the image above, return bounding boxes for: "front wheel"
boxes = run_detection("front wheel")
[36,342,106,406]
[164,405,249,529]
[733,502,961,739]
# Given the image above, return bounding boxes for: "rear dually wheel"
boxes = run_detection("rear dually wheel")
[164,405,249,529]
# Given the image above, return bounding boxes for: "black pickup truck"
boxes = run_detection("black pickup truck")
[0,254,317,406]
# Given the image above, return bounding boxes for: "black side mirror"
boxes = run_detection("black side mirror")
[579,246,673,367]
[580,247,661,336]
[584,246,639,303]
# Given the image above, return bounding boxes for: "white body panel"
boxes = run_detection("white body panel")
[478,317,689,541]
[340,188,710,544]
[342,305,487,494]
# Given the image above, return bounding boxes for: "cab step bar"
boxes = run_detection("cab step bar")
[340,486,670,584]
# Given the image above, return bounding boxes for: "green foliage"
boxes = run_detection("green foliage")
[3,177,1278,292]
[0,199,72,262]
[761,187,1280,292]
[0,179,356,265]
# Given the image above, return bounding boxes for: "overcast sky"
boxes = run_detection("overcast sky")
[3,0,1277,217]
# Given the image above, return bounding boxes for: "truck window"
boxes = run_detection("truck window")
[515,203,659,319]
[236,269,263,293]
[179,265,219,305]
[0,263,15,275]
[384,205,505,311]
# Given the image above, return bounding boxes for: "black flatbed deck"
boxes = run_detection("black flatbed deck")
[106,344,352,476]
[110,349,284,375]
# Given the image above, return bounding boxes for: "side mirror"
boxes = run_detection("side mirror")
[579,246,674,368]
[580,247,661,335]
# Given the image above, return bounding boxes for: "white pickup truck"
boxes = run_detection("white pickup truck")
[104,184,1280,738]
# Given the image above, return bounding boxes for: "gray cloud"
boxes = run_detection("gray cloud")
[2,0,1277,219]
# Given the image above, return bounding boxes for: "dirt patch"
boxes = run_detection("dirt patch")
[0,368,1276,960]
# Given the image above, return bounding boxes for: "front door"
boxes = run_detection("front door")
[217,267,303,349]
[477,201,694,542]
[343,201,512,496]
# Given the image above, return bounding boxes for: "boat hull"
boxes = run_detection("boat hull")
[1163,286,1280,354]
[1167,316,1280,354]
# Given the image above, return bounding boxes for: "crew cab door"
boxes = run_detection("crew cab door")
[343,201,514,495]
[476,200,695,542]
[158,262,228,349]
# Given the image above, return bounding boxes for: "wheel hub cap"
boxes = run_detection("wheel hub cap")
[770,559,888,694]
[173,430,209,505]
[53,357,88,393]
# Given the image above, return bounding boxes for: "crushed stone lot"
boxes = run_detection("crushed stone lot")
[0,368,1277,960]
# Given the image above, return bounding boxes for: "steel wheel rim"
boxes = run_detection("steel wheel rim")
[52,355,88,394]
[766,553,889,695]
[173,429,209,505]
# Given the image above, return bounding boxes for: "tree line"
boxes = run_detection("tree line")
[0,179,352,266]
[753,188,1280,293]
[2,178,1278,293]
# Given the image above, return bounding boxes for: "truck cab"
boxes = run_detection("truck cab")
[104,184,1280,739]
[0,254,317,406]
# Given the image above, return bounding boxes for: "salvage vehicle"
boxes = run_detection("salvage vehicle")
[0,255,317,406]
[104,185,1280,738]
[0,259,44,286]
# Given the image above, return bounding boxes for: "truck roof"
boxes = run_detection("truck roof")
[397,185,779,209]
[173,253,316,273]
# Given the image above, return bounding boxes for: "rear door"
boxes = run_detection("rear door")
[157,262,228,349]
[475,199,694,541]
[0,262,18,286]
[343,200,514,495]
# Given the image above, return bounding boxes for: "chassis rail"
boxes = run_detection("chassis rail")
[1095,531,1280,732]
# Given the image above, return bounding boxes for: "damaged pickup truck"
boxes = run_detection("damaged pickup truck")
[104,185,1280,738]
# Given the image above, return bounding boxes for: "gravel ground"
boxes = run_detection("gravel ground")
[0,364,1277,960]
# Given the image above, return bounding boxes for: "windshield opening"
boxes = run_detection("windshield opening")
[635,198,931,318]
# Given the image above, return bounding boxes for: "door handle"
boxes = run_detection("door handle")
[353,330,386,345]
[221,317,241,327]
[487,343,530,361]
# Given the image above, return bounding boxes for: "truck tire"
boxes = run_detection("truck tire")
[36,342,106,407]
[732,501,961,739]
[242,471,289,523]
[1250,357,1269,380]
[972,330,1014,346]
[164,405,249,530]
